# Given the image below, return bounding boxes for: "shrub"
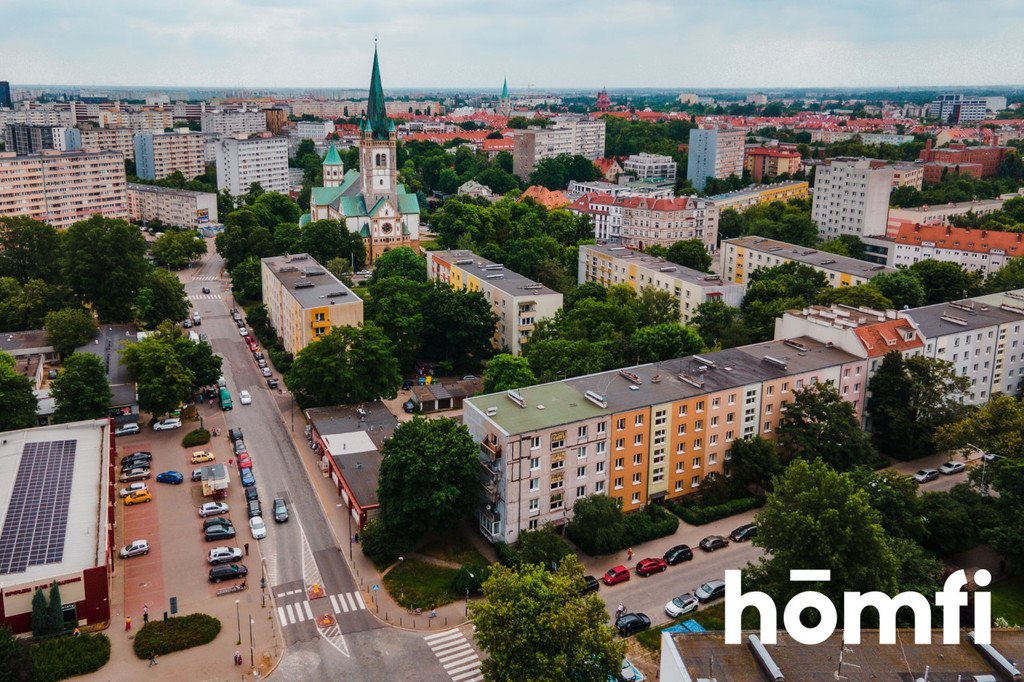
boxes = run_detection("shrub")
[668,496,764,525]
[360,519,399,569]
[131,613,220,659]
[450,564,489,596]
[494,541,522,567]
[566,497,679,555]
[30,633,110,682]
[266,347,293,374]
[623,504,679,544]
[181,428,210,447]
[517,523,575,569]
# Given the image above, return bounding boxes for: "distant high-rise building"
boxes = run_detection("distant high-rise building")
[810,157,894,238]
[622,152,677,182]
[685,128,744,190]
[3,124,80,155]
[201,109,267,136]
[0,81,11,109]
[133,130,207,181]
[929,94,988,124]
[512,117,606,179]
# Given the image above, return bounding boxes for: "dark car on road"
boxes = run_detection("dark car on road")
[580,575,600,594]
[273,498,289,523]
[266,377,279,389]
[699,535,729,552]
[247,499,262,519]
[228,427,243,443]
[209,563,248,583]
[615,613,651,637]
[245,487,259,503]
[730,523,757,542]
[635,558,668,577]
[204,525,236,542]
[663,544,693,565]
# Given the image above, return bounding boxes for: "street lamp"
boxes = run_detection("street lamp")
[249,615,255,668]
[235,599,241,645]
[465,572,475,617]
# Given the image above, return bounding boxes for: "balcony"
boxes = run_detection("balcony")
[482,479,500,504]
[480,458,500,481]
[480,435,501,460]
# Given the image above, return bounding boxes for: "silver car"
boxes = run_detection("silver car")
[207,546,243,565]
[665,592,699,618]
[198,502,229,518]
[119,539,150,558]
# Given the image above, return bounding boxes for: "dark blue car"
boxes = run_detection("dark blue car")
[240,468,255,487]
[156,471,184,485]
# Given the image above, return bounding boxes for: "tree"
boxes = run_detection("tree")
[747,459,899,608]
[48,581,65,633]
[370,246,427,282]
[635,286,680,327]
[717,208,745,241]
[421,283,498,371]
[936,394,1024,460]
[986,256,1024,293]
[251,192,301,226]
[816,283,893,310]
[325,257,354,286]
[0,625,33,682]
[525,338,613,383]
[528,154,599,190]
[847,467,925,542]
[919,491,981,556]
[44,308,97,357]
[728,436,781,493]
[120,336,194,417]
[986,458,1024,574]
[870,269,927,309]
[299,219,366,267]
[692,299,751,349]
[629,323,703,363]
[377,417,480,546]
[51,353,111,423]
[777,383,878,471]
[229,256,263,302]
[150,231,206,269]
[0,352,37,431]
[366,277,427,370]
[0,216,61,283]
[482,354,538,394]
[471,556,624,682]
[135,268,190,329]
[907,260,981,305]
[665,239,712,273]
[565,495,628,555]
[285,323,400,408]
[31,588,49,637]
[62,216,150,322]
[174,336,223,389]
[516,524,575,569]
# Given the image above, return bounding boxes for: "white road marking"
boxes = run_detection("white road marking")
[354,592,366,609]
[424,629,483,682]
[330,594,340,612]
[302,601,313,620]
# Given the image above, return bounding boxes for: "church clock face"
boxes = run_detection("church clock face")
[381,223,393,234]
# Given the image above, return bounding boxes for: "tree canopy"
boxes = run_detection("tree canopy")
[51,353,112,423]
[150,231,206,269]
[777,382,878,471]
[0,352,37,432]
[44,308,97,357]
[482,354,538,394]
[62,216,150,323]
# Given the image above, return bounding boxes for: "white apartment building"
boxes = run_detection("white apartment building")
[292,120,334,141]
[721,236,896,288]
[930,94,988,124]
[685,128,745,191]
[885,223,1024,276]
[0,149,127,228]
[427,250,563,356]
[0,108,75,137]
[127,183,218,229]
[133,130,207,181]
[565,179,673,201]
[511,118,606,179]
[811,157,894,237]
[97,109,173,132]
[200,110,267,136]
[569,193,628,242]
[214,136,289,196]
[579,244,744,322]
[622,153,677,182]
[888,195,1020,226]
[79,127,135,160]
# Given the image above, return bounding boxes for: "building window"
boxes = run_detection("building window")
[678,405,687,417]
[596,461,605,474]
[694,419,703,432]
[696,400,705,412]
[676,442,686,454]
[692,456,702,468]
[614,477,624,490]
[677,423,687,435]
[693,438,702,450]
[634,414,644,426]
[633,434,643,446]
[576,485,586,497]
[595,480,605,493]
[529,479,539,492]
[675,480,684,492]
[551,434,565,449]
[632,472,641,484]
[530,457,540,470]
[528,519,539,530]
[528,498,539,511]
[616,418,626,430]
[712,398,720,409]
[577,426,588,439]
[615,457,624,470]
[577,446,587,459]
[633,453,642,465]
[577,466,586,478]
[631,492,641,504]
[597,421,606,435]
[530,436,541,450]
[596,441,606,454]
[550,494,563,511]
[691,475,700,488]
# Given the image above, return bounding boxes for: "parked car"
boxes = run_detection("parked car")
[119,539,150,558]
[208,547,243,565]
[239,390,252,405]
[191,468,204,482]
[914,468,939,483]
[462,375,477,381]
[191,450,215,464]
[240,468,256,487]
[119,468,151,482]
[663,544,693,565]
[244,487,260,503]
[249,516,267,539]
[402,379,414,390]
[228,427,243,442]
[239,327,248,337]
[580,575,599,594]
[403,400,416,414]
[123,450,152,461]
[233,440,247,455]
[266,377,279,389]
[199,333,209,343]
[938,461,966,475]
[119,482,148,498]
[183,318,193,328]
[665,593,699,618]
[209,563,248,583]
[124,490,152,506]
[273,498,289,523]
[199,502,229,518]
[121,455,152,470]
[204,525,236,542]
[602,565,631,586]
[152,417,183,431]
[614,613,651,637]
[355,269,370,277]
[202,517,233,531]
[695,579,726,603]
[635,558,668,577]
[261,367,273,377]
[730,523,758,542]
[155,471,184,485]
[114,423,141,437]
[256,359,267,369]
[699,535,729,552]
[201,287,211,294]
[247,499,262,519]
[237,454,253,470]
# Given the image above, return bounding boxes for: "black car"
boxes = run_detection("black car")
[121,455,152,469]
[663,544,694,565]
[247,499,262,519]
[402,379,414,390]
[202,517,233,531]
[580,575,600,594]
[699,535,729,552]
[204,525,236,542]
[244,486,259,503]
[209,563,248,583]
[614,613,651,637]
[266,378,279,389]
[730,523,757,542]
[273,498,289,523]
[228,427,243,443]
[201,287,211,294]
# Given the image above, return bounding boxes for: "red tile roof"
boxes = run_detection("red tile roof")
[854,320,923,358]
[520,185,570,210]
[892,223,1024,257]
[481,137,514,152]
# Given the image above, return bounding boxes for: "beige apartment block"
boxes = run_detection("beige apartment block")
[260,254,363,355]
[426,250,563,356]
[133,131,207,181]
[97,109,173,132]
[721,236,896,288]
[0,149,127,228]
[512,118,606,179]
[811,157,894,237]
[127,183,218,229]
[79,127,136,161]
[215,136,289,196]
[200,110,267,136]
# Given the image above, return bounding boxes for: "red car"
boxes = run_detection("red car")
[602,565,630,586]
[636,558,668,577]
[237,454,253,470]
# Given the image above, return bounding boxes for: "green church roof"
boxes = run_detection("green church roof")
[362,46,391,141]
[322,145,343,166]
[501,77,509,99]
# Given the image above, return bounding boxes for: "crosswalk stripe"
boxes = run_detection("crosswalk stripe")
[450,673,483,682]
[447,659,481,675]
[354,592,366,609]
[435,639,470,655]
[440,649,474,666]
[338,594,349,612]
[424,629,461,643]
[345,593,358,611]
[302,601,313,620]
[285,604,295,624]
[330,594,340,612]
[276,606,287,626]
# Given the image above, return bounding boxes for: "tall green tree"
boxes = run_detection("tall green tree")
[870,269,927,309]
[728,436,782,493]
[229,256,263,301]
[48,581,64,633]
[847,467,925,542]
[0,352,37,431]
[817,283,893,310]
[173,336,223,389]
[31,589,49,638]
[370,246,427,282]
[692,299,751,349]
[366,277,427,370]
[120,336,194,417]
[51,354,112,423]
[135,268,190,329]
[665,239,712,273]
[936,394,1024,460]
[298,219,366,267]
[421,283,498,371]
[524,338,613,383]
[251,192,301,226]
[907,259,982,305]
[482,354,537,394]
[377,417,480,546]
[776,383,878,471]
[285,323,400,408]
[0,624,33,681]
[629,322,703,363]
[0,216,61,283]
[986,257,1024,293]
[471,556,624,682]
[986,458,1024,574]
[150,231,206,269]
[44,308,97,357]
[62,216,150,322]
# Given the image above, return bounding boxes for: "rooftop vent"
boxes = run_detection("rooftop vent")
[325,291,349,298]
[619,369,642,384]
[304,267,325,276]
[940,313,969,326]
[523,284,544,290]
[819,259,837,265]
[485,274,505,279]
[767,247,783,252]
[483,263,504,270]
[485,406,497,416]
[584,390,608,408]
[455,258,474,265]
[659,266,677,272]
[506,390,526,408]
[678,374,704,389]
[287,255,308,262]
[784,339,809,352]
[293,281,315,289]
[693,355,717,368]
[278,265,299,273]
[763,355,788,369]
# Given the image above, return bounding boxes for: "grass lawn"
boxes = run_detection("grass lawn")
[991,575,1024,627]
[417,532,489,567]
[383,559,460,610]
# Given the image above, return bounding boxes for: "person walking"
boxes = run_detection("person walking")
[615,603,625,619]
[244,542,249,556]
[149,653,158,667]
[626,548,634,561]
[125,616,131,631]
[143,605,148,624]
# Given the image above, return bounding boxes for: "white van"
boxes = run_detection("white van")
[192,311,201,325]
[188,331,200,344]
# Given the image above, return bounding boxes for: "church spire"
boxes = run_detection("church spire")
[501,77,509,99]
[362,44,392,141]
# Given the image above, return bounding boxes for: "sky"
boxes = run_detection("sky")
[2,0,1024,91]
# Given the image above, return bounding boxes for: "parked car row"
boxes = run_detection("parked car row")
[914,460,966,483]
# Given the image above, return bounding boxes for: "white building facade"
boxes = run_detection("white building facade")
[214,136,289,195]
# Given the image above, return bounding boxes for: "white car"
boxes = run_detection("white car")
[207,546,243,565]
[938,461,966,475]
[914,468,939,484]
[119,482,148,498]
[356,270,370,277]
[665,592,699,618]
[239,390,252,405]
[199,502,229,517]
[114,423,141,436]
[249,515,267,539]
[239,327,249,337]
[119,539,150,559]
[261,367,272,377]
[153,417,183,431]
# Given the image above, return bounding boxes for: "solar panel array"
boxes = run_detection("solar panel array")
[0,440,77,575]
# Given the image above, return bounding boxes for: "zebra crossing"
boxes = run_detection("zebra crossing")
[423,629,483,682]
[193,275,218,281]
[187,293,222,300]
[274,591,367,627]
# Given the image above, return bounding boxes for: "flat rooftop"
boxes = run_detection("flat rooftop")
[429,250,559,298]
[0,419,111,584]
[262,254,362,310]
[902,296,1024,337]
[725,236,898,278]
[706,180,808,202]
[582,244,741,289]
[0,330,54,356]
[127,183,215,200]
[75,325,138,409]
[306,402,397,508]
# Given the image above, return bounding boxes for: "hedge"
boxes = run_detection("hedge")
[131,613,221,659]
[668,496,764,525]
[623,504,679,544]
[360,519,399,569]
[181,428,210,447]
[566,498,680,556]
[30,633,110,682]
[494,541,522,567]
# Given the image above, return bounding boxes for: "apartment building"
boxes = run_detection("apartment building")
[0,108,74,138]
[885,224,1024,276]
[464,336,865,543]
[3,124,80,155]
[744,147,802,183]
[260,254,363,355]
[0,149,127,228]
[511,118,606,179]
[622,153,677,182]
[811,157,895,237]
[133,130,207,181]
[579,244,744,322]
[930,94,988,123]
[173,101,208,120]
[97,108,172,132]
[264,108,289,135]
[685,128,745,191]
[79,127,135,160]
[886,163,924,190]
[721,236,897,288]
[0,81,10,109]
[569,193,628,242]
[200,110,268,136]
[293,120,333,141]
[426,250,563,356]
[706,180,810,213]
[619,195,719,253]
[919,141,1008,178]
[214,135,289,196]
[887,194,1021,228]
[565,179,673,201]
[127,183,218,229]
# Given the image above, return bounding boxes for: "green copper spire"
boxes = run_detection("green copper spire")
[501,77,508,99]
[322,144,342,165]
[363,45,391,140]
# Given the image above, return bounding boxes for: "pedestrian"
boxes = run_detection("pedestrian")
[616,603,625,619]
[627,548,634,561]
[143,605,148,624]
[73,627,80,637]
[125,616,131,631]
[149,653,158,667]
[244,542,249,556]
[234,651,243,666]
